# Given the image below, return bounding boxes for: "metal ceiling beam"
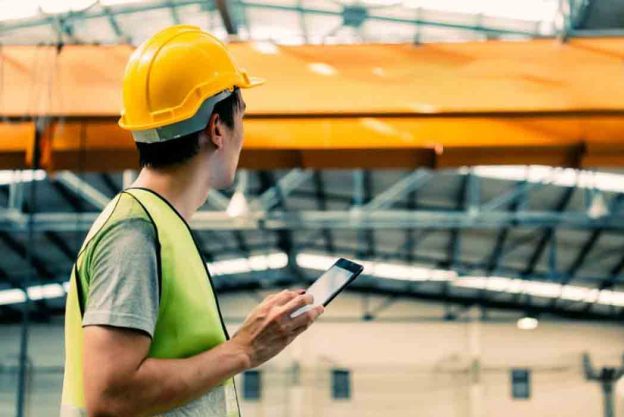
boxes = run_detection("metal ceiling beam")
[0,261,23,290]
[442,173,475,306]
[44,231,76,261]
[286,241,616,286]
[5,209,624,232]
[594,251,624,292]
[50,180,86,212]
[570,0,594,29]
[54,172,110,210]
[49,15,76,43]
[0,0,541,38]
[312,171,334,255]
[169,1,181,25]
[564,194,624,281]
[0,300,57,324]
[481,178,543,212]
[216,0,238,35]
[515,187,575,313]
[358,171,375,259]
[0,231,54,279]
[351,170,365,208]
[257,171,300,279]
[443,173,472,269]
[289,189,445,211]
[205,189,233,211]
[254,169,312,212]
[239,1,539,36]
[191,229,214,262]
[566,229,602,277]
[102,6,124,39]
[362,169,431,211]
[522,187,576,277]
[7,177,25,211]
[485,181,527,274]
[403,183,421,264]
[99,173,120,196]
[0,186,77,276]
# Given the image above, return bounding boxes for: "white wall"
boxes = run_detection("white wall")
[0,292,623,417]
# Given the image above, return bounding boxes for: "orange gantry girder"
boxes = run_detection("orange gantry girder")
[1,38,624,170]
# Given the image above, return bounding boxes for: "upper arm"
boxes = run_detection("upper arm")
[83,325,151,412]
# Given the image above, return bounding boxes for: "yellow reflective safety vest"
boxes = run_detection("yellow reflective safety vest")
[61,187,241,417]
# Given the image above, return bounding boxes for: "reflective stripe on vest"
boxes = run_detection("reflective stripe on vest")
[61,188,241,417]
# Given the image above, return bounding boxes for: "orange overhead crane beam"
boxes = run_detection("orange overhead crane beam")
[1,39,624,170]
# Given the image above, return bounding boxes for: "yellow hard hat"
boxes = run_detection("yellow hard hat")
[118,25,264,143]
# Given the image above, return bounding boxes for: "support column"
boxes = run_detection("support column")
[467,308,484,417]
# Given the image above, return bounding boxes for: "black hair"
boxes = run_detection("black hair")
[136,88,242,169]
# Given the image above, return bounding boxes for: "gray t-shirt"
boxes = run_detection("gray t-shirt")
[83,218,159,337]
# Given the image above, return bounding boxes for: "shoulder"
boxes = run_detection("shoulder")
[83,193,159,267]
[100,192,158,241]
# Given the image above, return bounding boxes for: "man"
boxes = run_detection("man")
[61,25,324,417]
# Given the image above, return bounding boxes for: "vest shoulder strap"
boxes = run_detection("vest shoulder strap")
[73,191,161,316]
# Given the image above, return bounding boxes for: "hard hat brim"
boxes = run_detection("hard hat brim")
[240,76,265,89]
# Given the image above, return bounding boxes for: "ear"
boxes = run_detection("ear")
[205,112,225,150]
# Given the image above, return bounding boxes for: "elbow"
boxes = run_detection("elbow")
[87,409,118,417]
[87,402,128,417]
[88,405,142,417]
[86,391,143,417]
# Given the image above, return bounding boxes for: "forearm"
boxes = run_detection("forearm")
[90,340,250,417]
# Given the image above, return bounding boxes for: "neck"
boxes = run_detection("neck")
[130,159,210,222]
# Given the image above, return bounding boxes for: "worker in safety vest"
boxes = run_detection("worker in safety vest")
[61,25,324,417]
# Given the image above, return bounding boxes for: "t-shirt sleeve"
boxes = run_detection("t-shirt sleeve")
[82,218,160,338]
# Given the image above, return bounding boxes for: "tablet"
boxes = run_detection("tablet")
[289,258,364,319]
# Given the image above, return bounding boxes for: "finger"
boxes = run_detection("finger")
[280,293,314,316]
[270,289,304,307]
[291,306,324,337]
[287,304,323,330]
[268,288,304,299]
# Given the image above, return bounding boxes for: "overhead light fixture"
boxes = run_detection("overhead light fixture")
[296,253,336,271]
[0,170,46,186]
[472,165,624,194]
[454,276,624,307]
[0,288,27,306]
[27,283,65,300]
[208,252,288,276]
[0,282,68,306]
[297,253,624,308]
[517,315,539,330]
[296,253,457,282]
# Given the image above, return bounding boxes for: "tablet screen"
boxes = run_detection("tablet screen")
[290,264,354,318]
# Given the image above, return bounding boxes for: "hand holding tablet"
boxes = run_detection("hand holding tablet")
[290,258,364,319]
